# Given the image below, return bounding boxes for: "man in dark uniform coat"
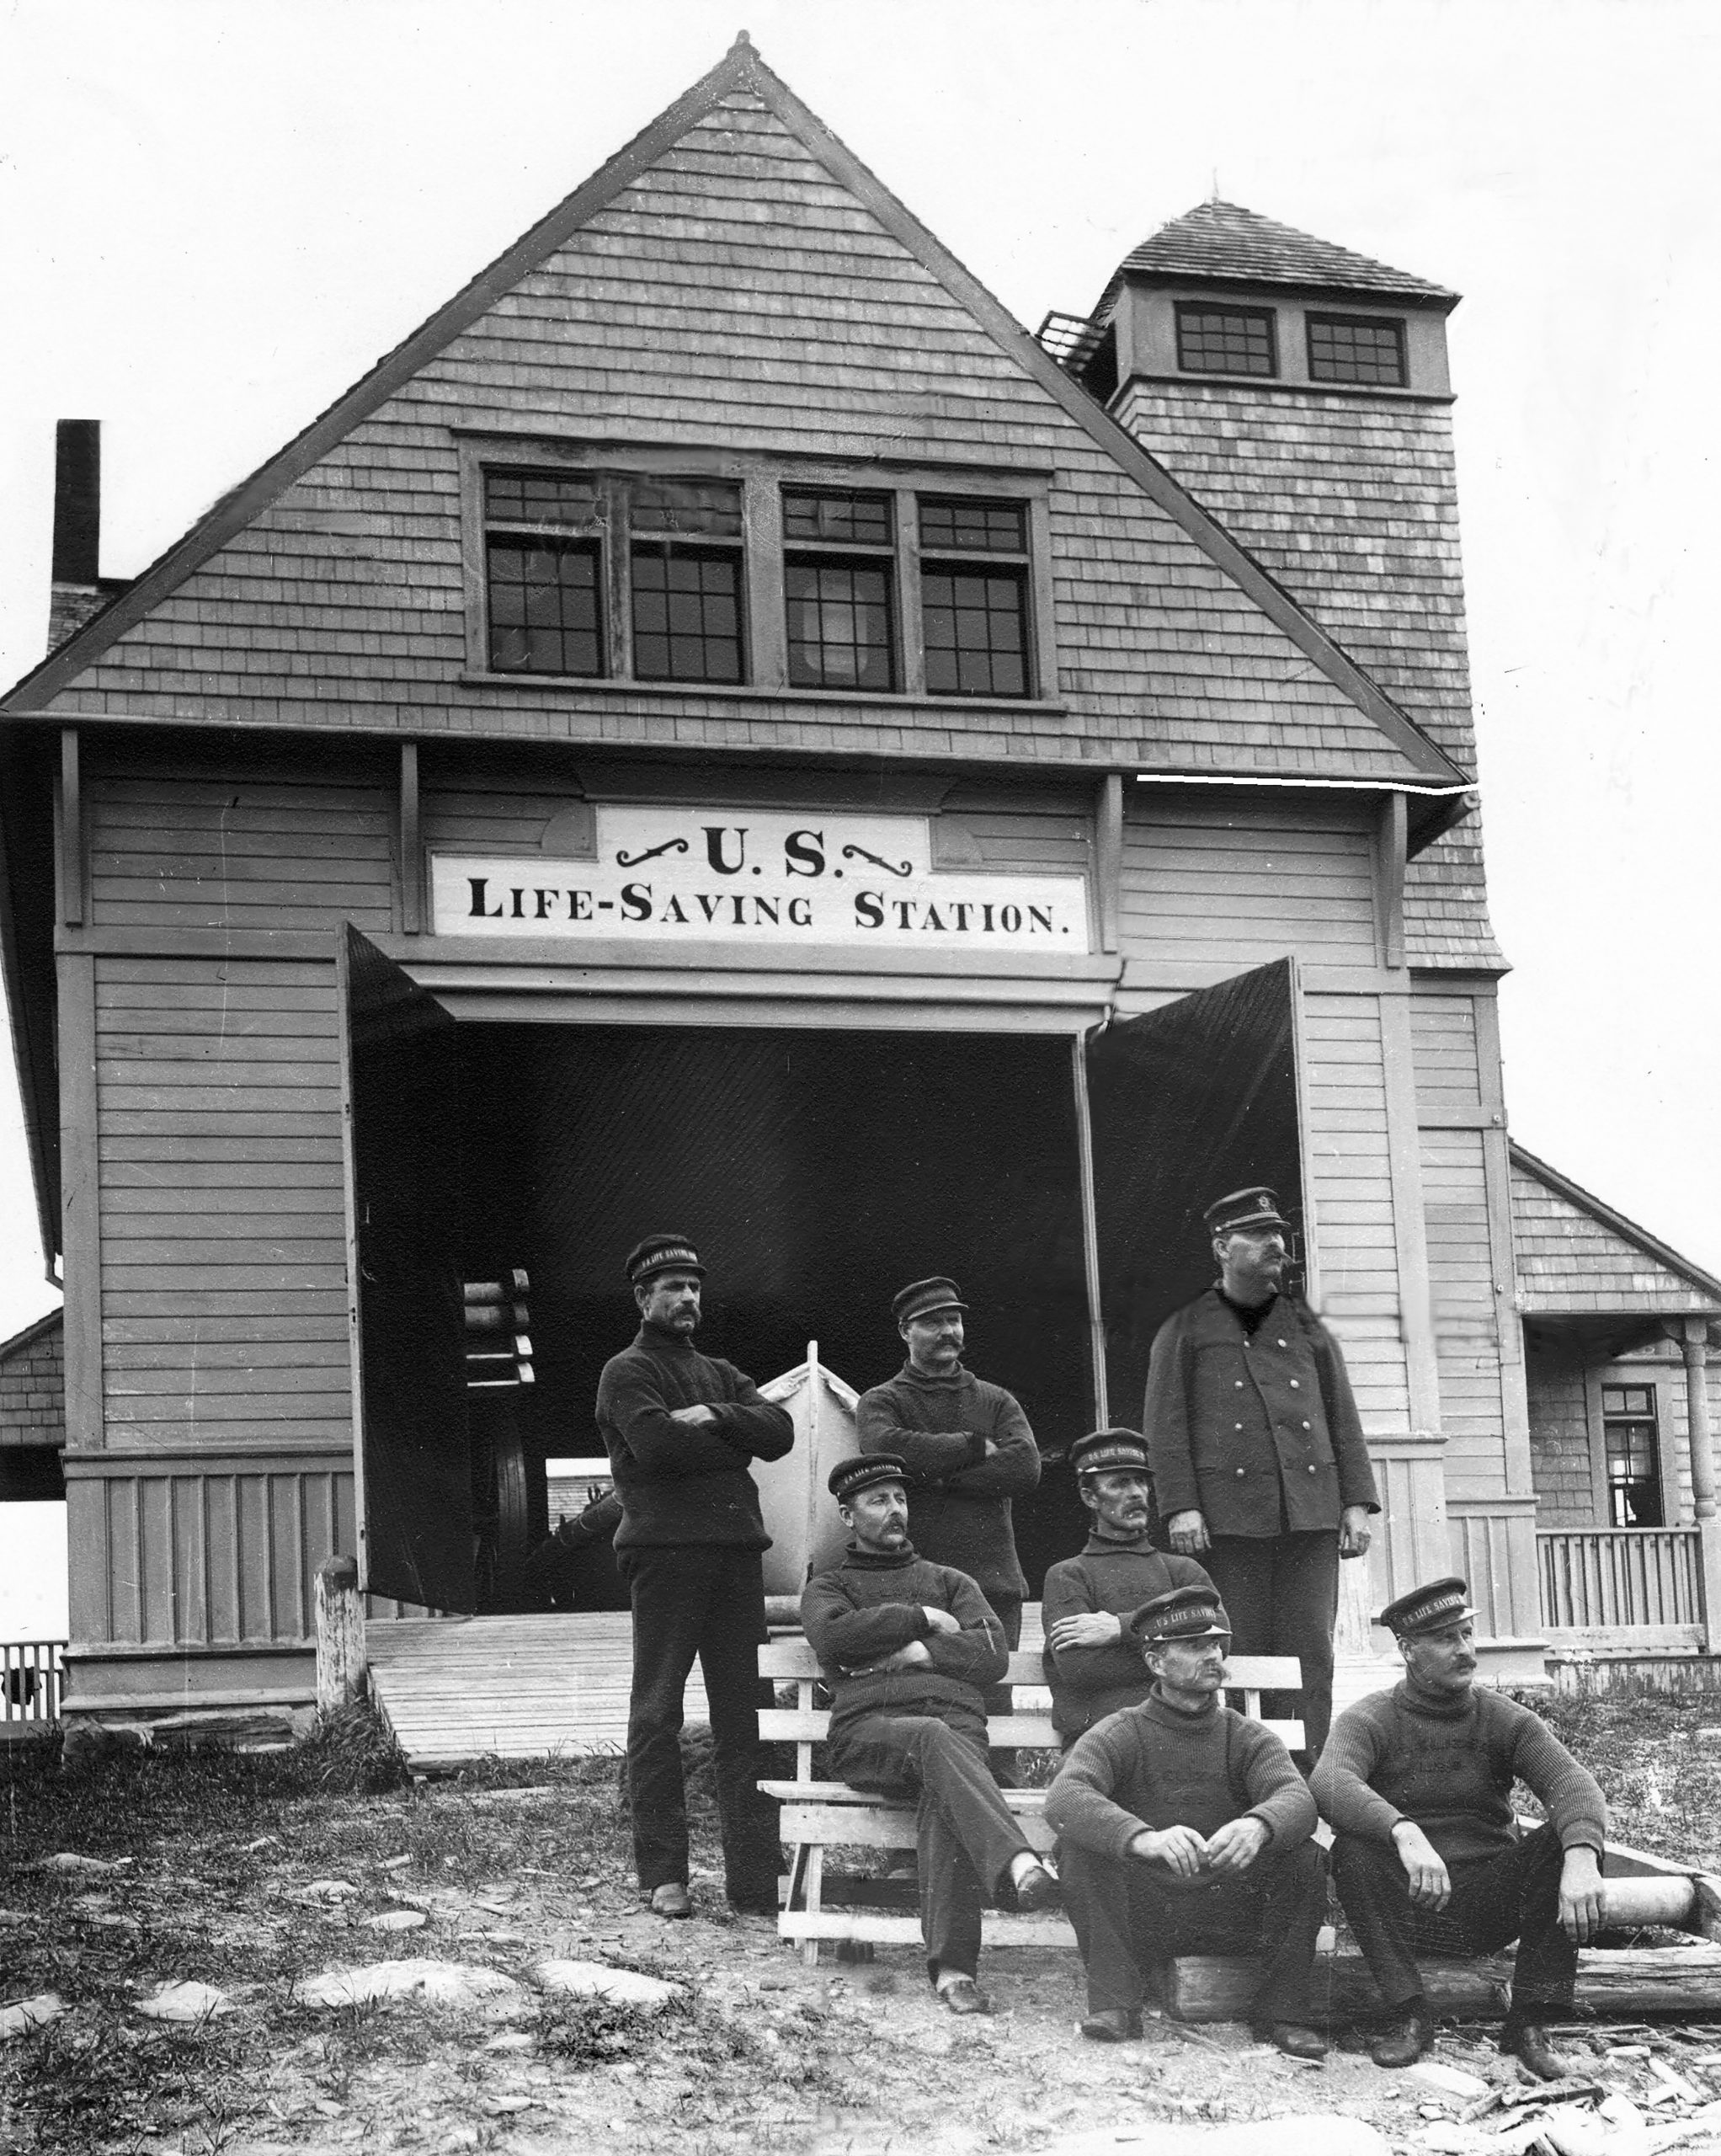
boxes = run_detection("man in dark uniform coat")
[1313,1575,1607,2079]
[855,1275,1042,1669]
[596,1234,793,1920]
[1042,1428,1215,1746]
[802,1453,1060,2017]
[1143,1185,1378,1757]
[1046,1585,1329,2054]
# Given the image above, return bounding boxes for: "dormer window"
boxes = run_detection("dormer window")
[1307,313,1407,387]
[1175,303,1276,377]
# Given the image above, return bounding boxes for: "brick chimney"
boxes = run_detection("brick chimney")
[47,420,129,654]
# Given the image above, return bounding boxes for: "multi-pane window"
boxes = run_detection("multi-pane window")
[483,470,744,683]
[1175,303,1277,377]
[629,480,744,684]
[783,488,897,691]
[919,499,1030,697]
[1601,1384,1663,1527]
[1308,313,1408,388]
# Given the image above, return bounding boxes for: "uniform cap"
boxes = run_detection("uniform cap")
[1070,1428,1151,1478]
[829,1453,910,1503]
[1377,1575,1476,1638]
[1128,1585,1232,1644]
[1203,1186,1292,1237]
[892,1276,967,1326]
[626,1235,705,1286]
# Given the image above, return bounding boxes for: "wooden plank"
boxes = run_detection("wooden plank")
[59,952,103,1450]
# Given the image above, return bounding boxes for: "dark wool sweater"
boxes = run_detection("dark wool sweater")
[1040,1535,1216,1740]
[855,1364,1040,1601]
[1045,1687,1316,1882]
[595,1322,794,1550]
[800,1543,1007,1744]
[1312,1682,1608,1868]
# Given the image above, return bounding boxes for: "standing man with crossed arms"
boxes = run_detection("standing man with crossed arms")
[1143,1186,1378,1758]
[597,1234,792,1921]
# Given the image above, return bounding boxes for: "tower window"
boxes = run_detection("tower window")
[1601,1384,1663,1527]
[1175,304,1277,377]
[1308,314,1408,387]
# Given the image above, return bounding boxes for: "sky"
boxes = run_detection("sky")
[0,0,1716,1372]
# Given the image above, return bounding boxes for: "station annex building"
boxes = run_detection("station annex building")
[3,35,1664,1726]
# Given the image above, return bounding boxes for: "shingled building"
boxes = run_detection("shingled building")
[0,39,1613,1723]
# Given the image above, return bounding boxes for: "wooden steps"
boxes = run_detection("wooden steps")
[366,1613,707,1769]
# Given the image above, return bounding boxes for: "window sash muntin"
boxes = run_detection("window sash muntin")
[1306,312,1408,388]
[486,533,605,677]
[784,556,898,691]
[1175,303,1277,377]
[630,542,746,684]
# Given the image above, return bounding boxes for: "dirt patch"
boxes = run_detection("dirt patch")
[3,1697,1720,2153]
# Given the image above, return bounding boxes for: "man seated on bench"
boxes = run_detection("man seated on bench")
[1044,1585,1328,2056]
[1312,1574,1606,2080]
[1042,1428,1216,1748]
[800,1452,1061,2018]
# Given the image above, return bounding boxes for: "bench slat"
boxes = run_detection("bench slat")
[761,1780,1048,1808]
[776,1911,1073,1947]
[760,1708,1303,1752]
[760,1641,1302,1691]
[781,1803,1057,1853]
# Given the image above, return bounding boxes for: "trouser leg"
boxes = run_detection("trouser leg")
[830,1713,1031,1981]
[695,1549,780,1912]
[1329,1833,1425,2012]
[1202,1533,1338,1759]
[1249,1838,1329,2025]
[984,1593,1022,1784]
[1446,1828,1579,2025]
[1059,1841,1154,2015]
[619,1545,709,1892]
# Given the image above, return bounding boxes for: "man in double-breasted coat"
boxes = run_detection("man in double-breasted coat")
[1143,1186,1378,1758]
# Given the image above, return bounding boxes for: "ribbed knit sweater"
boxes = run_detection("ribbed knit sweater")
[595,1321,794,1550]
[1045,1688,1316,1882]
[800,1543,1007,1743]
[1312,1683,1607,1867]
[1040,1535,1216,1740]
[854,1364,1040,1601]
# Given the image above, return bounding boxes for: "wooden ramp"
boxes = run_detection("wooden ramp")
[367,1614,709,1769]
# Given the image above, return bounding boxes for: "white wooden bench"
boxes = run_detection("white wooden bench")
[759,1637,1303,1965]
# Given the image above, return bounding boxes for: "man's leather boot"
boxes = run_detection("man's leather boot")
[1079,2008,1143,2042]
[1257,2020,1329,2060]
[1501,2020,1577,2082]
[1368,1999,1435,2068]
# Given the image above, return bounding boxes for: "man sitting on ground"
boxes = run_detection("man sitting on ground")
[1312,1575,1606,2079]
[1042,1428,1216,1748]
[800,1453,1060,2017]
[1044,1585,1328,2055]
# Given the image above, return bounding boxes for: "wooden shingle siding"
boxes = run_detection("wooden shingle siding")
[1512,1161,1720,1315]
[1119,800,1379,969]
[1524,1337,1596,1528]
[1409,990,1482,1113]
[1420,1129,1505,1494]
[40,93,1431,785]
[88,773,393,931]
[94,958,350,1451]
[1299,992,1408,1428]
[0,1315,65,1449]
[1115,378,1496,969]
[68,1460,352,1646]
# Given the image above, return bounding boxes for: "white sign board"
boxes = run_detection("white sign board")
[430,807,1090,953]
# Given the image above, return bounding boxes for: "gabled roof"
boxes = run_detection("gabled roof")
[0,1308,62,1368]
[1092,199,1457,323]
[1511,1140,1721,1317]
[0,39,1468,796]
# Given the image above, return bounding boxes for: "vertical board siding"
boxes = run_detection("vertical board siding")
[1300,993,1409,1428]
[1449,1504,1539,1638]
[88,772,394,931]
[67,1465,351,1646]
[1409,991,1482,1113]
[95,957,351,1456]
[1421,1129,1505,1494]
[1120,803,1379,970]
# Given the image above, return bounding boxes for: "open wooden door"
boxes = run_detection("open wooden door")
[1084,958,1305,1431]
[339,926,474,1610]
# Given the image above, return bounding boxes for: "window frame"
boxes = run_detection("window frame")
[457,438,1058,707]
[1174,302,1279,379]
[1590,1374,1668,1528]
[1306,312,1409,389]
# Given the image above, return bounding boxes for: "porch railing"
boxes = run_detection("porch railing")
[1537,1528,1703,1650]
[0,1640,65,1725]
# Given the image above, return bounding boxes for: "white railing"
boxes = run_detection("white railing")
[1537,1528,1703,1649]
[0,1640,65,1724]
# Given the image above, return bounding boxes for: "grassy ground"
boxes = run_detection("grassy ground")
[3,1684,1721,2154]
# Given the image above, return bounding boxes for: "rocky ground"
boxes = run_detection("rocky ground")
[3,1687,1721,2153]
